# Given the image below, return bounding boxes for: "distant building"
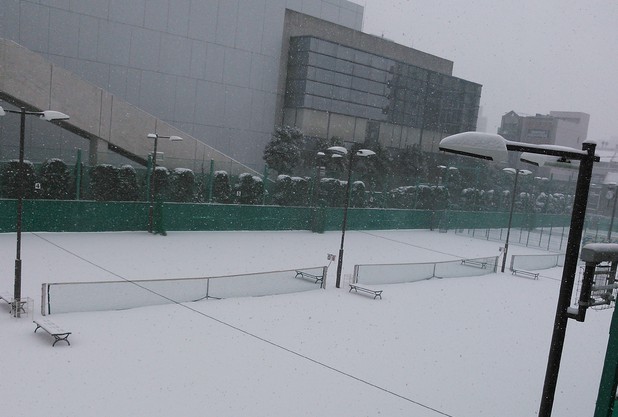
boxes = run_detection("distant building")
[498,110,591,181]
[549,111,590,149]
[475,106,488,133]
[498,110,589,148]
[280,11,481,154]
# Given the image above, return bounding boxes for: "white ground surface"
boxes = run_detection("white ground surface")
[0,229,612,417]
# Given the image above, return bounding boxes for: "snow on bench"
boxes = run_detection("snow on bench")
[348,284,383,299]
[295,270,323,285]
[0,292,27,314]
[461,259,488,269]
[511,269,539,280]
[34,318,72,346]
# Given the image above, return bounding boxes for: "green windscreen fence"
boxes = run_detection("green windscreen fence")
[0,199,574,234]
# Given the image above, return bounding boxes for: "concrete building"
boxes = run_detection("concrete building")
[498,110,589,148]
[280,11,480,154]
[550,111,590,150]
[1,0,480,172]
[498,110,592,183]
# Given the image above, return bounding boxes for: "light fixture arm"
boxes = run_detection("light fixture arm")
[146,133,183,234]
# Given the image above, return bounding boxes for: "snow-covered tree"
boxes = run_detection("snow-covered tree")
[38,158,70,200]
[117,165,139,201]
[212,171,231,203]
[170,168,195,202]
[234,173,264,205]
[0,160,37,199]
[89,164,119,201]
[263,126,304,174]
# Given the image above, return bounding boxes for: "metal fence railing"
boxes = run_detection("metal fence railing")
[41,266,327,315]
[352,256,499,286]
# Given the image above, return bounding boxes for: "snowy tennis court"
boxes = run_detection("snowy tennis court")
[0,229,612,416]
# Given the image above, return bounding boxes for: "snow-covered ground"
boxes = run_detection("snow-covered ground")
[0,229,612,417]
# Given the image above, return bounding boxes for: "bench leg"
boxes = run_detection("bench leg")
[52,334,70,347]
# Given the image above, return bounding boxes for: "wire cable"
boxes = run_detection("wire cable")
[33,232,455,417]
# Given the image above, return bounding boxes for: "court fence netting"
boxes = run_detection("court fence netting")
[41,266,327,315]
[352,256,500,286]
[509,253,565,272]
[352,252,571,286]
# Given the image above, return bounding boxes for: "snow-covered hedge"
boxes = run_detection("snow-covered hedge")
[0,159,36,199]
[234,173,264,205]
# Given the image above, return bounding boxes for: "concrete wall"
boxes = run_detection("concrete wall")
[0,38,257,174]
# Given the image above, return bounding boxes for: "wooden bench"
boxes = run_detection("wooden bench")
[0,292,27,314]
[349,284,383,299]
[295,270,323,285]
[511,269,539,280]
[34,318,72,346]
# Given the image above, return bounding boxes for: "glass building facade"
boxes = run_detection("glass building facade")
[285,36,481,147]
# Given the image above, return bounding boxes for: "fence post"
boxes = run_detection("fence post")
[145,155,152,202]
[74,148,82,200]
[262,164,269,205]
[207,159,214,203]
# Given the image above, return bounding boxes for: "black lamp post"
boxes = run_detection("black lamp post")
[326,146,375,288]
[146,133,182,233]
[501,168,531,272]
[439,132,599,417]
[0,105,69,317]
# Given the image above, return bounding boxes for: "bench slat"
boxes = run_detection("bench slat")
[349,284,383,299]
[295,270,323,284]
[511,269,539,280]
[34,319,71,346]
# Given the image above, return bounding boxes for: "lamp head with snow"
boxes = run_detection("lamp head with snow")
[439,132,509,162]
[520,151,577,169]
[355,149,376,157]
[326,146,348,155]
[40,110,70,121]
[147,133,183,142]
[0,106,69,121]
[326,146,376,158]
[503,168,532,176]
[440,132,599,166]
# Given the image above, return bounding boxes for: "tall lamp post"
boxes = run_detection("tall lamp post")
[327,146,375,288]
[0,106,70,317]
[437,165,459,183]
[146,133,183,233]
[501,168,531,272]
[439,132,599,417]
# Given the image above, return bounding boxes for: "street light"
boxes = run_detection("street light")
[501,167,531,272]
[439,132,599,417]
[146,133,183,233]
[0,105,69,317]
[326,146,375,288]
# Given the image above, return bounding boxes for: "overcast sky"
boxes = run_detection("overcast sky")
[356,0,617,144]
